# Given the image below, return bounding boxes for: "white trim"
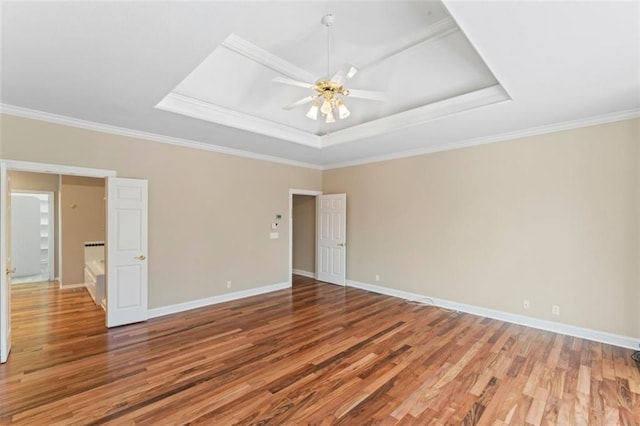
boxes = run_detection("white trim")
[325,108,640,169]
[155,93,321,148]
[346,280,640,350]
[157,85,510,151]
[1,159,115,178]
[57,175,63,287]
[441,2,514,104]
[292,269,315,279]
[148,281,291,319]
[3,103,638,172]
[289,189,322,286]
[0,164,9,363]
[0,104,323,171]
[60,283,86,289]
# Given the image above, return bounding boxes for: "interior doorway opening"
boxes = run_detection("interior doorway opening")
[292,194,317,280]
[1,160,118,364]
[289,189,322,285]
[10,191,54,284]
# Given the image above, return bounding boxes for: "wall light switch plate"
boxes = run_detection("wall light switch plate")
[270,232,279,239]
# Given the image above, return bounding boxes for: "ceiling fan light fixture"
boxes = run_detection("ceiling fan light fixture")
[306,104,319,120]
[338,102,350,119]
[320,99,333,115]
[325,111,336,124]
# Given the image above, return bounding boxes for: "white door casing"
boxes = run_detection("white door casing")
[1,164,12,363]
[106,177,148,327]
[316,193,346,286]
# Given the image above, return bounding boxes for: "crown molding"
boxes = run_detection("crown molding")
[155,92,322,148]
[0,103,323,170]
[3,103,637,173]
[157,16,507,151]
[156,85,510,151]
[324,108,640,170]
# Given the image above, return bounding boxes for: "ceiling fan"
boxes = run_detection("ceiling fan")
[273,14,385,124]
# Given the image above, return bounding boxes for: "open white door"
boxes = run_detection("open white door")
[1,164,12,363]
[106,177,148,327]
[316,193,346,286]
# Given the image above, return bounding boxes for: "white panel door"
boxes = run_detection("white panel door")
[1,164,12,363]
[316,194,346,285]
[107,177,148,327]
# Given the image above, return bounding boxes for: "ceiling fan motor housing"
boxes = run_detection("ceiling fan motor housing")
[322,14,335,27]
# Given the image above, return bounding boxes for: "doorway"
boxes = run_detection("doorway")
[1,160,149,363]
[292,194,317,280]
[289,189,322,284]
[10,191,54,284]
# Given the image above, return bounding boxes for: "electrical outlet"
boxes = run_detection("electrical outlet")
[226,281,232,289]
[552,305,560,315]
[375,274,380,282]
[523,299,530,309]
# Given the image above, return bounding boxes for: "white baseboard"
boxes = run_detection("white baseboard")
[148,281,291,319]
[60,282,86,289]
[292,269,315,279]
[346,280,639,350]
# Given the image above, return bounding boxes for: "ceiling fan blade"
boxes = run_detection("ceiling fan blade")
[346,89,386,102]
[272,76,315,89]
[284,95,317,110]
[330,64,359,85]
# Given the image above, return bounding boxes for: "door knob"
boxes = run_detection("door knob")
[338,243,346,247]
[135,255,146,260]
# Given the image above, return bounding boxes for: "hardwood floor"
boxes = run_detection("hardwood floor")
[1,276,638,425]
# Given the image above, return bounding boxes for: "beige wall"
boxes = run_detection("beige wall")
[9,171,60,277]
[60,175,105,286]
[2,112,637,339]
[292,195,315,274]
[0,114,323,307]
[324,119,640,338]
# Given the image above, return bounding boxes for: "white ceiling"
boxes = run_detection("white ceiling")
[1,1,639,169]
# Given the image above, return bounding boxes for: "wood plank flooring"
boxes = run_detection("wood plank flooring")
[1,276,639,425]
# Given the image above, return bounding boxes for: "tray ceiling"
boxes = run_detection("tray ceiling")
[156,3,510,148]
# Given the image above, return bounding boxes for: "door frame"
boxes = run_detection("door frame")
[0,159,116,363]
[288,189,322,285]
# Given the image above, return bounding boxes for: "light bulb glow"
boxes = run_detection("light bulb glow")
[325,111,336,123]
[338,103,350,119]
[306,104,319,120]
[320,99,332,115]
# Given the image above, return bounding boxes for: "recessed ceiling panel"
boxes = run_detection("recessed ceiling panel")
[156,0,510,147]
[172,45,320,134]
